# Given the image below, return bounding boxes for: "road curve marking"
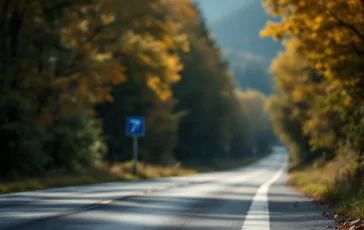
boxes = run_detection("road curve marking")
[241,161,286,230]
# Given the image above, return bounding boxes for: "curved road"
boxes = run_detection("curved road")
[0,147,336,230]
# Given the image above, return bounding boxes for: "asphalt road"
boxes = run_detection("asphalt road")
[0,146,337,230]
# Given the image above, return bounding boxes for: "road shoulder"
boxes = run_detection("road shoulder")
[269,171,340,230]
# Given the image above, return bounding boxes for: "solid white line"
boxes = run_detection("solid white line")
[241,161,286,230]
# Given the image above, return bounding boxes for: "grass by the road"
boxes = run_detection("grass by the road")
[289,154,364,220]
[0,161,196,194]
[0,152,271,194]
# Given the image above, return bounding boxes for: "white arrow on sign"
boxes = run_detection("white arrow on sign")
[130,119,141,133]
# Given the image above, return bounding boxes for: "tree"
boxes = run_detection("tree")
[238,90,275,154]
[261,0,364,171]
[265,38,339,166]
[0,0,112,177]
[95,0,190,164]
[172,2,237,163]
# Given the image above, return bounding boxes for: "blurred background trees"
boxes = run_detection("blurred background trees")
[0,0,275,179]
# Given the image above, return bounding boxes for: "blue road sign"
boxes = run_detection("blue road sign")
[126,116,145,136]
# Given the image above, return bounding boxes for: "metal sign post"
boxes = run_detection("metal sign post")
[132,135,138,174]
[126,116,145,175]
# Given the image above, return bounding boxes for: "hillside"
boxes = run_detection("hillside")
[197,1,283,94]
[210,0,283,62]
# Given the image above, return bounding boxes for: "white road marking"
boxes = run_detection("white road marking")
[241,155,287,230]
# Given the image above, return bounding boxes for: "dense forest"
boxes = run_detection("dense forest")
[0,0,276,179]
[262,0,364,219]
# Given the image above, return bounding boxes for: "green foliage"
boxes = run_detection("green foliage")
[49,108,106,172]
[0,100,47,177]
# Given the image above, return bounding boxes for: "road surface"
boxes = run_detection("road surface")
[0,146,337,230]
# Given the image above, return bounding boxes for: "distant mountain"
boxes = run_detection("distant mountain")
[196,0,284,95]
[210,0,283,63]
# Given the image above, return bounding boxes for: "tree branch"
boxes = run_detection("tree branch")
[327,9,364,42]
